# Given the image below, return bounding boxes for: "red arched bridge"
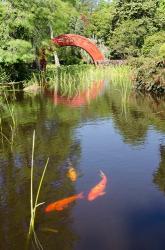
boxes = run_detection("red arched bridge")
[52,34,105,65]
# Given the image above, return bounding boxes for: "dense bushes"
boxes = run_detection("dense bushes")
[0,66,9,83]
[142,32,165,57]
[132,58,165,94]
[159,43,165,58]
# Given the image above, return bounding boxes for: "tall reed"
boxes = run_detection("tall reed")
[3,91,16,127]
[0,90,17,149]
[108,65,133,104]
[27,64,134,99]
[27,130,49,250]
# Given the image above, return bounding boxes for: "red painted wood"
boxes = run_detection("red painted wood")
[52,34,105,64]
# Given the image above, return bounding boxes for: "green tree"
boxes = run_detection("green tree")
[108,0,162,58]
[86,1,115,41]
[142,31,165,56]
[114,0,159,22]
[0,0,77,80]
[109,19,152,58]
[155,0,165,30]
[159,43,165,59]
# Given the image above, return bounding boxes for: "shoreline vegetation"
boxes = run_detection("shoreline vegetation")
[0,62,164,96]
[22,61,165,96]
[0,0,165,96]
[1,64,133,98]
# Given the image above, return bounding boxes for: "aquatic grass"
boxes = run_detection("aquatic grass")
[108,65,133,87]
[0,118,3,145]
[0,93,17,148]
[46,65,99,97]
[107,65,133,105]
[27,130,49,249]
[3,91,16,128]
[0,118,13,146]
[0,130,12,145]
[27,64,134,100]
[26,71,46,89]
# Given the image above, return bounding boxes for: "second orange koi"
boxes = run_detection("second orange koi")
[45,192,84,212]
[87,171,107,201]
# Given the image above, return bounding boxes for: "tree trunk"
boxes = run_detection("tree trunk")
[50,25,60,67]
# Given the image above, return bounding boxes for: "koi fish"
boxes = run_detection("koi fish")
[87,171,107,201]
[45,192,84,212]
[67,167,77,182]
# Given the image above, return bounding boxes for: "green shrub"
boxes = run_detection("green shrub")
[159,43,165,58]
[134,58,165,93]
[142,32,165,56]
[0,66,9,83]
[127,56,152,69]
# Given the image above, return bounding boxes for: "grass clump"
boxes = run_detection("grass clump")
[26,64,133,99]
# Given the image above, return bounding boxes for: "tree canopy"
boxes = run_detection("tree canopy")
[0,0,77,65]
[85,0,165,58]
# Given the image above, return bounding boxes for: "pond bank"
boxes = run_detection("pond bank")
[0,62,165,96]
[130,58,165,95]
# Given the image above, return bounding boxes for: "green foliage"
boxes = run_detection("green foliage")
[58,47,83,65]
[0,0,77,82]
[108,0,160,58]
[142,32,165,56]
[86,1,115,41]
[0,40,34,64]
[109,19,150,58]
[114,0,159,21]
[134,57,165,93]
[68,16,85,35]
[159,43,165,58]
[0,66,9,83]
[155,0,165,30]
[86,0,164,59]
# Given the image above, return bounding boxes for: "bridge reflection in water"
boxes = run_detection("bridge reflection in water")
[45,80,105,107]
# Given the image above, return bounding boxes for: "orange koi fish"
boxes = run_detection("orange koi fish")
[45,192,84,212]
[87,171,107,201]
[67,167,77,182]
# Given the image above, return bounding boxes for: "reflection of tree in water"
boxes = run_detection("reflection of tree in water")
[112,107,148,145]
[106,91,148,145]
[106,90,165,146]
[153,145,165,193]
[0,94,81,250]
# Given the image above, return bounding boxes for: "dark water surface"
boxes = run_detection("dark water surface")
[0,83,165,250]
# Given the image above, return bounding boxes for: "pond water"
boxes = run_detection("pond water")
[0,81,165,250]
